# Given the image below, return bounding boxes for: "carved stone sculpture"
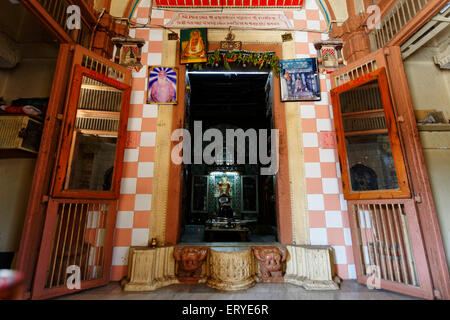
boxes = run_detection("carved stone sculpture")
[252,246,288,282]
[173,246,208,284]
[206,248,257,291]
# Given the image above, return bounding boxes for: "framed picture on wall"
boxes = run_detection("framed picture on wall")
[279,58,321,102]
[180,28,207,64]
[147,66,178,105]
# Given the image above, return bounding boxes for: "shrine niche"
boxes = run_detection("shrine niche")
[314,40,344,73]
[173,246,208,284]
[112,37,145,72]
[252,246,287,282]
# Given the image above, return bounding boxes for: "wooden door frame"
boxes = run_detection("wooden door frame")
[16,44,131,298]
[164,43,293,245]
[384,45,450,300]
[332,0,450,298]
[330,47,449,299]
[15,44,73,298]
[330,67,411,200]
[52,65,131,200]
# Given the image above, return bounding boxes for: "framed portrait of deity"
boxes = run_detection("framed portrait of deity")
[180,28,208,64]
[279,58,321,102]
[147,66,178,105]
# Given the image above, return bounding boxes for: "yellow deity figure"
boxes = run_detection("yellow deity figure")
[181,30,206,63]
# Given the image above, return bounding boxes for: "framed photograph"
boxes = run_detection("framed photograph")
[279,58,321,102]
[147,66,178,105]
[180,28,207,64]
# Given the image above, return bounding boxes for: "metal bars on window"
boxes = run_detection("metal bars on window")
[351,201,419,286]
[46,202,108,289]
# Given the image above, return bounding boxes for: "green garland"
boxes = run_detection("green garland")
[192,50,281,75]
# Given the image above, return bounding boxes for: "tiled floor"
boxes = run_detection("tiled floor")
[57,280,417,300]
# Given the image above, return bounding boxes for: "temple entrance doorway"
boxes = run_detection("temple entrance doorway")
[180,70,278,243]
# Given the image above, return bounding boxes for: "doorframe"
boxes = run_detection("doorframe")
[384,45,450,300]
[330,46,450,299]
[381,0,449,300]
[15,44,72,297]
[332,0,450,298]
[16,44,132,299]
[164,42,294,245]
[146,29,311,246]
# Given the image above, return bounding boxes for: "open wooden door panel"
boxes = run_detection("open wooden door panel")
[31,199,117,299]
[23,45,131,299]
[330,50,434,299]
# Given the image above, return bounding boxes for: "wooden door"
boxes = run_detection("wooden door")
[330,50,434,299]
[29,45,131,299]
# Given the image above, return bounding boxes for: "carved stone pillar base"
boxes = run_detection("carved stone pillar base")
[206,248,257,291]
[284,245,340,290]
[123,247,179,291]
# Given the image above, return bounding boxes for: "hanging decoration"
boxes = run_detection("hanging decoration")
[191,50,281,75]
[220,27,242,51]
[112,37,145,72]
[313,40,344,73]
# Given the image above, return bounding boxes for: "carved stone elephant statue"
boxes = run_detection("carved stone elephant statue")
[173,246,208,283]
[252,246,288,282]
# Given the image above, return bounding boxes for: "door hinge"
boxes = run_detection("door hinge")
[42,195,49,203]
[56,114,63,120]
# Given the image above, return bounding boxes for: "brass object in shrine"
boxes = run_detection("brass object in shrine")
[220,27,242,51]
[168,32,179,41]
[281,32,293,42]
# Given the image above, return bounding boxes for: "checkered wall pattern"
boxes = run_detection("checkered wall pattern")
[110,0,356,281]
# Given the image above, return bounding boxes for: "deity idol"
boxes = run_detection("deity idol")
[181,30,206,61]
[217,176,232,196]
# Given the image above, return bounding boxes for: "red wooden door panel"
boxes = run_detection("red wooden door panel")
[330,50,434,299]
[29,45,131,299]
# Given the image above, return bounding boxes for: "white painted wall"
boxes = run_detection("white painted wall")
[0,2,58,255]
[404,26,450,267]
